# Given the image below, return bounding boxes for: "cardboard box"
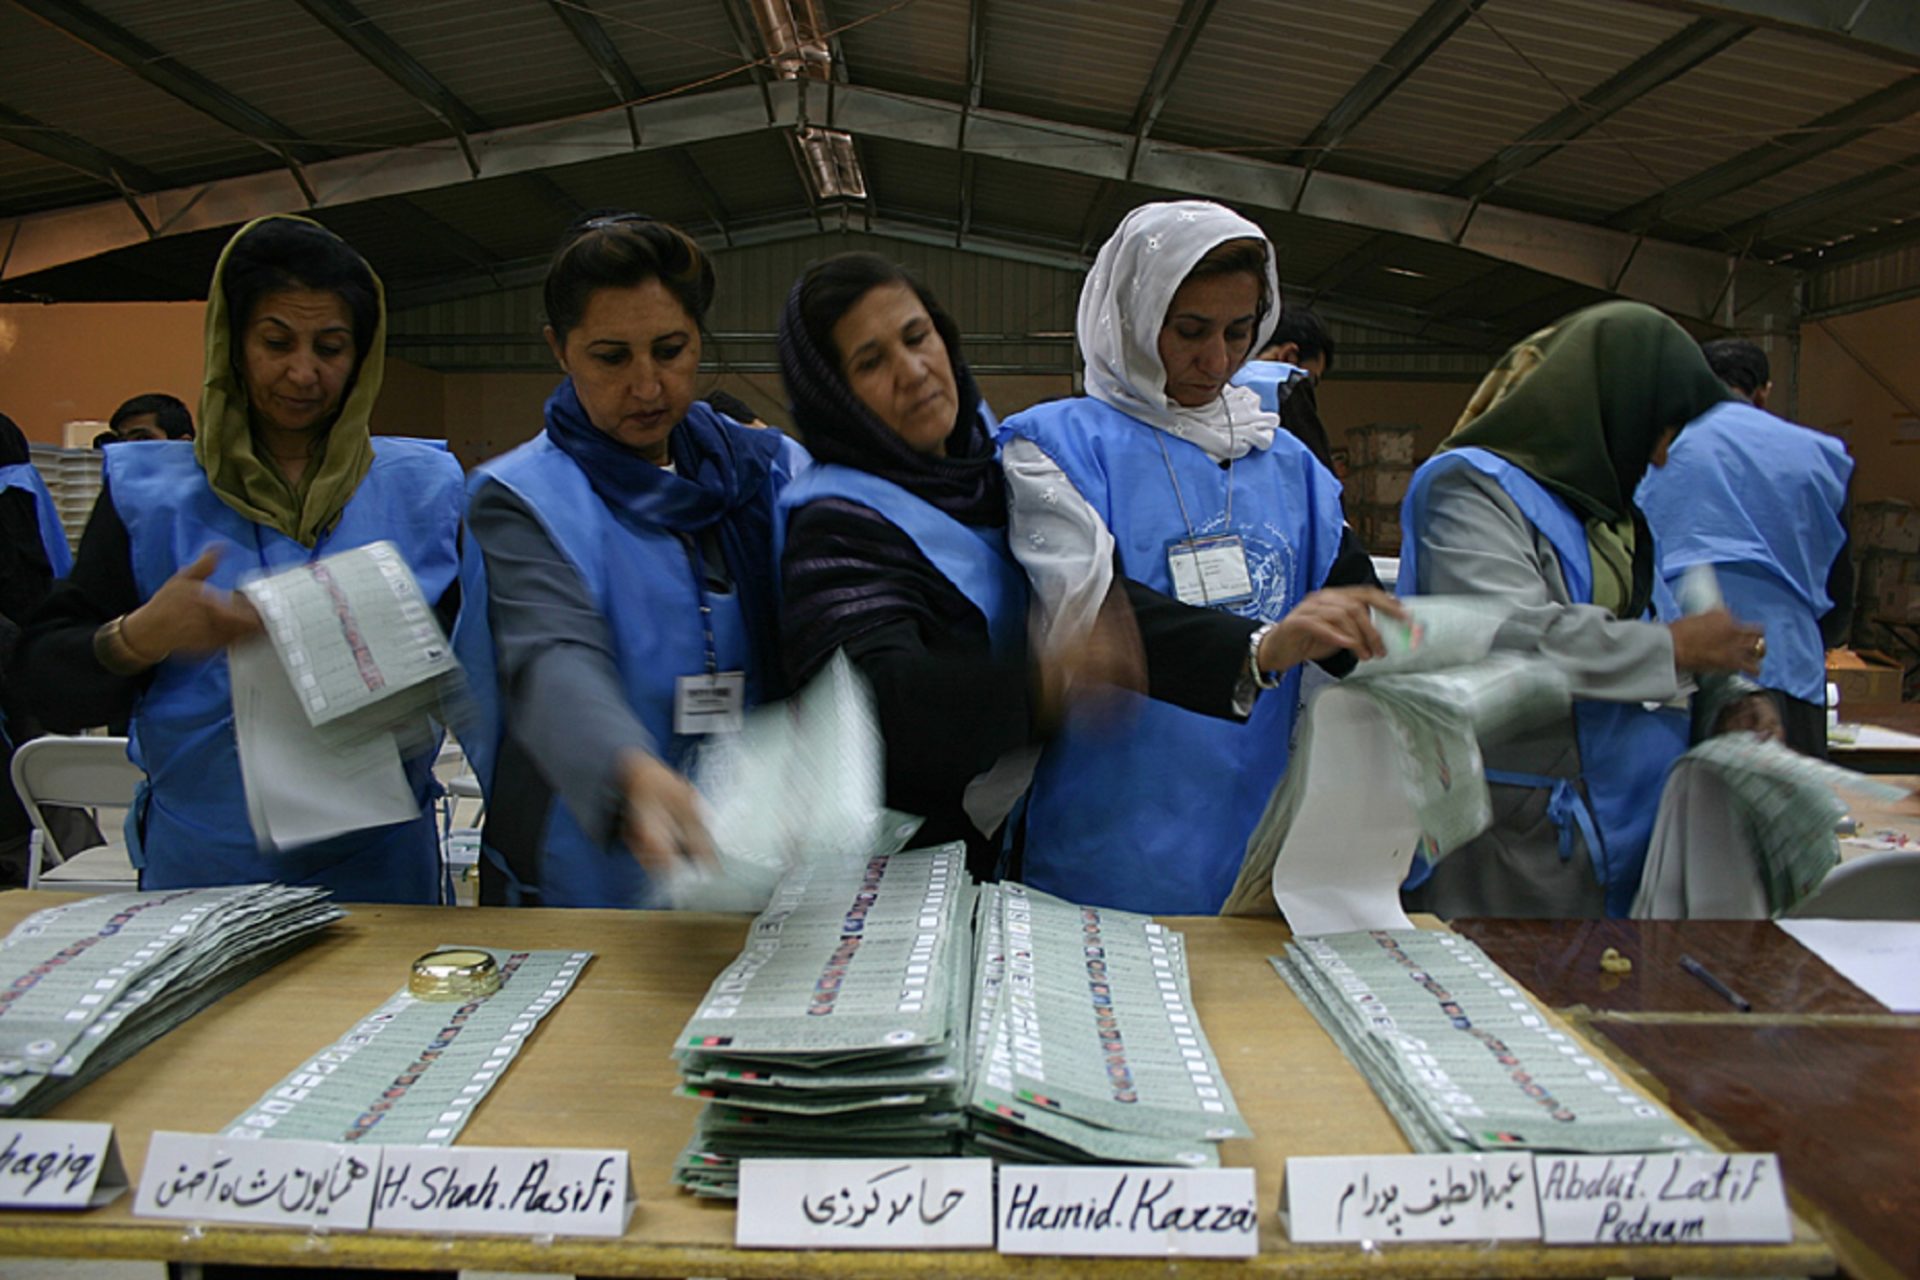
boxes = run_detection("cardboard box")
[1359,464,1414,506]
[1854,500,1920,555]
[1859,550,1920,619]
[1827,648,1905,707]
[1348,423,1418,467]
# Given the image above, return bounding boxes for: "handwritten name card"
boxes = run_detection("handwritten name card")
[737,1158,993,1249]
[371,1145,632,1237]
[0,1121,126,1209]
[1535,1153,1791,1246]
[997,1167,1258,1257]
[133,1133,377,1229]
[1284,1154,1540,1243]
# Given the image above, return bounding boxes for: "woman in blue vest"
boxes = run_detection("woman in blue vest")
[999,202,1398,915]
[454,214,806,908]
[19,216,464,902]
[1398,301,1767,918]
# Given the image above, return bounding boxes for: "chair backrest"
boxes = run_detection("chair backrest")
[10,736,143,886]
[1786,851,1920,921]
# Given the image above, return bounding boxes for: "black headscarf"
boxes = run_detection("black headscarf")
[775,268,1009,686]
[776,278,1005,526]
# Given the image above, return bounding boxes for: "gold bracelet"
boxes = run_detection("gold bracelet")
[94,615,162,675]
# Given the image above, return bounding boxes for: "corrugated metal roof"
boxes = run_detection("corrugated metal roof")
[983,0,1183,133]
[7,0,1920,332]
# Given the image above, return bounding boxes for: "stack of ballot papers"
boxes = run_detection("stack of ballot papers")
[963,881,1249,1168]
[231,540,460,850]
[671,844,977,1197]
[671,852,1252,1197]
[1274,930,1701,1155]
[0,885,342,1116]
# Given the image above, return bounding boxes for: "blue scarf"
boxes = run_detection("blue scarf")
[543,378,788,697]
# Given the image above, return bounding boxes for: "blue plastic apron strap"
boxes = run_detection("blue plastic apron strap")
[1484,768,1604,873]
[480,841,537,908]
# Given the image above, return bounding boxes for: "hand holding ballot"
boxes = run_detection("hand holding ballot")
[118,545,263,665]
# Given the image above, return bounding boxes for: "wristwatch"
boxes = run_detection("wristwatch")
[1246,621,1284,691]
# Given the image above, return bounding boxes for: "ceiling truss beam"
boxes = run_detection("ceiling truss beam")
[1,81,1797,324]
[1453,17,1749,199]
[1719,148,1920,250]
[13,0,330,189]
[1607,71,1920,232]
[293,0,485,175]
[1287,0,1487,170]
[1620,0,1920,68]
[0,101,164,192]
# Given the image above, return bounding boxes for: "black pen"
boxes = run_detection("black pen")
[1679,954,1752,1012]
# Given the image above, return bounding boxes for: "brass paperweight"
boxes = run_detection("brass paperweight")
[409,947,501,1001]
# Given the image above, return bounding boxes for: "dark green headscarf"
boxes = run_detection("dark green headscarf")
[1441,300,1729,618]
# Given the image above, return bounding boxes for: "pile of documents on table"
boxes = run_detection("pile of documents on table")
[0,884,342,1116]
[963,881,1248,1168]
[672,844,977,1197]
[672,853,1251,1196]
[1274,930,1700,1155]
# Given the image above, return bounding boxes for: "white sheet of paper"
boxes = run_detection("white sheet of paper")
[1833,725,1920,751]
[371,1145,633,1238]
[1534,1153,1790,1246]
[0,1120,127,1209]
[1270,685,1419,936]
[997,1166,1258,1257]
[1777,918,1920,1013]
[230,637,419,849]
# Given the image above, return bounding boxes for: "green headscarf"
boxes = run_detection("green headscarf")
[196,214,383,547]
[1441,300,1729,617]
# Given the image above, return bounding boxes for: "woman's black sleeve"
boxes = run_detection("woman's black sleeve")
[17,485,148,731]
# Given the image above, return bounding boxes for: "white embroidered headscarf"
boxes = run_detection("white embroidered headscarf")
[1078,200,1282,463]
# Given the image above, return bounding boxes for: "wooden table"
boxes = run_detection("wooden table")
[1834,700,1920,773]
[0,894,1830,1277]
[1458,917,1914,1280]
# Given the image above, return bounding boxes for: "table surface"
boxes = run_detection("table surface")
[0,894,1830,1278]
[1459,916,1915,1280]
[1834,701,1920,772]
[1838,700,1920,735]
[1453,917,1890,1017]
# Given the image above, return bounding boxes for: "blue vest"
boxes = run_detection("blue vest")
[775,463,1027,658]
[0,462,73,578]
[109,438,463,903]
[1638,401,1852,702]
[1228,360,1308,415]
[999,396,1346,914]
[1400,448,1688,916]
[453,431,804,909]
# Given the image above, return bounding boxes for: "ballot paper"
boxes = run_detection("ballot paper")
[964,882,1248,1168]
[0,886,341,1116]
[666,652,913,912]
[230,542,459,851]
[1274,931,1702,1156]
[671,851,1253,1197]
[1636,733,1911,917]
[1224,596,1569,932]
[672,845,975,1199]
[224,947,591,1146]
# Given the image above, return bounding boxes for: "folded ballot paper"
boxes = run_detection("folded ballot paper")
[1635,732,1911,918]
[671,854,1248,1197]
[661,652,918,912]
[1223,597,1571,933]
[230,542,461,850]
[0,885,341,1116]
[1272,930,1701,1156]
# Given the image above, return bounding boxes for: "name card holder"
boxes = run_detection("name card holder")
[997,1166,1258,1258]
[1535,1153,1791,1247]
[0,1121,126,1210]
[134,1132,377,1229]
[737,1158,993,1249]
[1283,1153,1540,1243]
[372,1144,633,1238]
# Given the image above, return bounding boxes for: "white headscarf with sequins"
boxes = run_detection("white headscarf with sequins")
[1078,200,1282,462]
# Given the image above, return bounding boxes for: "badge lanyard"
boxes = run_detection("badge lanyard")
[673,531,746,735]
[1158,413,1255,609]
